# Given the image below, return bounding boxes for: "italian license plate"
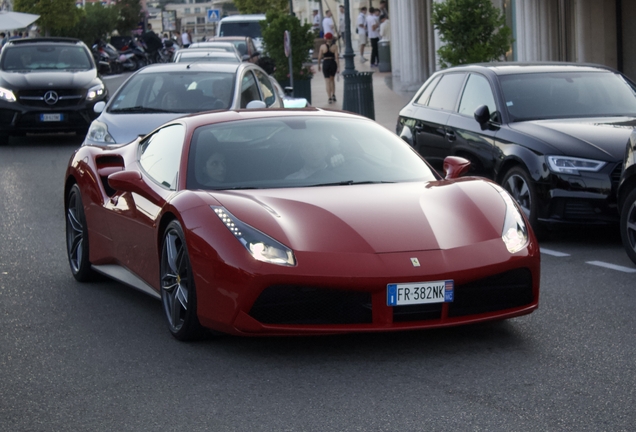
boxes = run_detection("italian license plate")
[387,280,454,306]
[40,113,63,122]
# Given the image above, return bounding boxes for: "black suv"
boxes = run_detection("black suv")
[0,37,108,144]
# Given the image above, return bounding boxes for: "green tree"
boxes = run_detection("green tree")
[14,0,81,36]
[114,0,142,35]
[432,0,513,68]
[67,3,119,46]
[261,10,314,82]
[234,0,289,15]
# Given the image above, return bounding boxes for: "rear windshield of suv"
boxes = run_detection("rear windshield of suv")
[2,45,92,71]
[218,21,262,39]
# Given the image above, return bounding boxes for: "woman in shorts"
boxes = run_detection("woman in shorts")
[317,33,340,103]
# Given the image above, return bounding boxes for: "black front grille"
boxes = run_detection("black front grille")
[393,303,442,322]
[447,268,534,317]
[611,163,622,191]
[17,89,84,108]
[249,286,372,325]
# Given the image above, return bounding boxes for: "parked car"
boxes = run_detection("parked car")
[65,108,540,340]
[397,63,636,230]
[172,49,241,64]
[216,14,265,52]
[618,131,636,264]
[206,36,260,63]
[83,62,282,146]
[188,41,242,58]
[0,37,108,144]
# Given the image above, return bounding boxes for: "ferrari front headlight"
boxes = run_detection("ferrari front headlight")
[491,184,529,253]
[212,206,296,266]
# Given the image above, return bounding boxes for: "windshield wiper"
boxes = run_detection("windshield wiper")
[110,106,175,113]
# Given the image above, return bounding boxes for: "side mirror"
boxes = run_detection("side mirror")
[443,156,471,180]
[93,101,106,114]
[246,100,267,109]
[474,105,490,130]
[108,170,162,204]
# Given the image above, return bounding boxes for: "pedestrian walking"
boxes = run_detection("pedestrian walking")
[181,30,191,48]
[366,7,380,66]
[357,6,368,62]
[317,33,340,104]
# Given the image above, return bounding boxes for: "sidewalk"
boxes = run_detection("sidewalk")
[307,54,413,132]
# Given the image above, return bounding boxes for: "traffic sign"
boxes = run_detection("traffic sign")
[207,9,220,23]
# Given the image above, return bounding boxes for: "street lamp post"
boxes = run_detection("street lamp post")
[342,0,356,75]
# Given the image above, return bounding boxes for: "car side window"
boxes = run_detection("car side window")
[415,75,441,106]
[458,73,498,118]
[254,70,279,107]
[139,124,185,190]
[427,73,467,111]
[240,71,261,108]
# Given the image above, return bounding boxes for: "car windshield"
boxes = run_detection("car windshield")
[1,45,92,71]
[500,71,636,121]
[186,116,438,190]
[109,71,235,113]
[219,22,262,39]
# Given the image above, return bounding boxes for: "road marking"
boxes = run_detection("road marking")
[586,261,636,273]
[540,248,570,257]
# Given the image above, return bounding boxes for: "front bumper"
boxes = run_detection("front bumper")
[535,162,622,224]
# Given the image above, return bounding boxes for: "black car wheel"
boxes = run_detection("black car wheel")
[66,184,94,281]
[160,220,205,341]
[502,166,538,229]
[620,188,636,265]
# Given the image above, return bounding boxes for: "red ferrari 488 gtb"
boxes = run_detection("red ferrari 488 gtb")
[64,108,540,340]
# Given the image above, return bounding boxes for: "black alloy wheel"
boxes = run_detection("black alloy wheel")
[66,184,94,281]
[160,220,205,341]
[620,188,636,265]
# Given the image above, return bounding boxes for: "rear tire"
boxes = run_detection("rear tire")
[620,188,636,265]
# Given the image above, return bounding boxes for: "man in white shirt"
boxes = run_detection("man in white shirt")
[322,9,335,37]
[366,7,380,66]
[356,6,368,62]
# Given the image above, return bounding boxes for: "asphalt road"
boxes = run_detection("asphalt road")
[1,79,635,431]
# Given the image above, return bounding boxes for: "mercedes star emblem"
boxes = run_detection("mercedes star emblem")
[44,91,59,105]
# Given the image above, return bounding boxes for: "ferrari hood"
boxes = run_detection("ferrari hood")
[210,180,507,254]
[510,117,636,161]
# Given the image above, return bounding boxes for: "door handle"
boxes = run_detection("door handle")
[445,130,456,141]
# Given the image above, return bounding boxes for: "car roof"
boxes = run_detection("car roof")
[207,36,252,42]
[136,62,242,75]
[219,14,265,22]
[441,62,617,76]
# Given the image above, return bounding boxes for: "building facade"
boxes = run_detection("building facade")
[293,1,635,92]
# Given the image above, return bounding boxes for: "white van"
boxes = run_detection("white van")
[216,14,266,52]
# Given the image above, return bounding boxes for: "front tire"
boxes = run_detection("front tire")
[620,188,636,265]
[66,184,94,281]
[160,220,205,341]
[502,166,539,231]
